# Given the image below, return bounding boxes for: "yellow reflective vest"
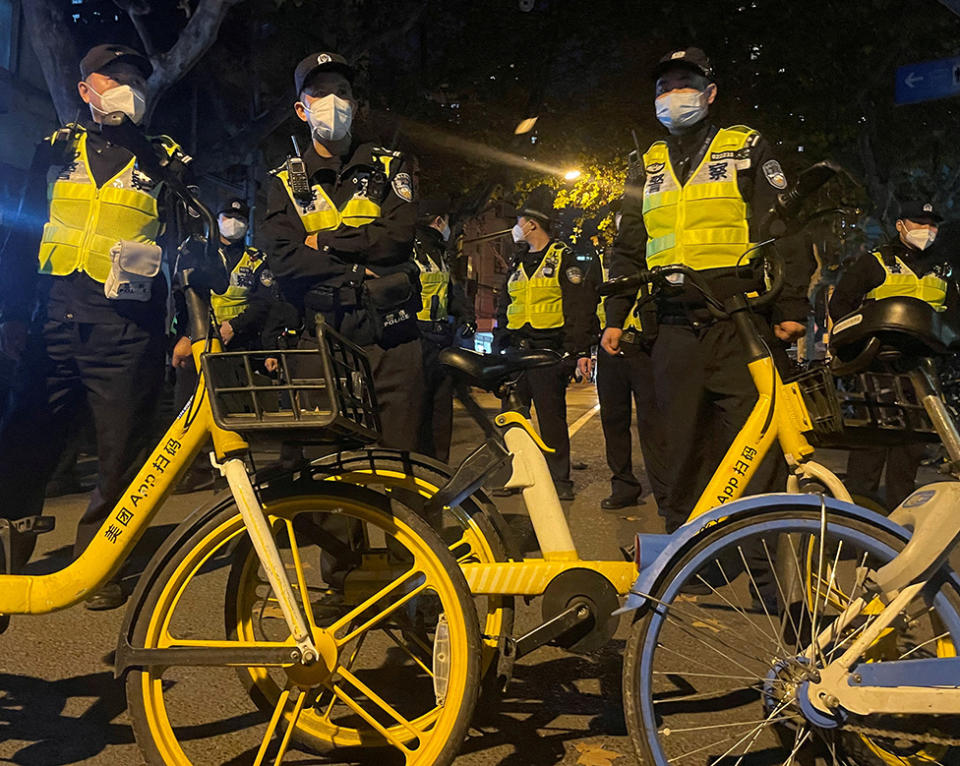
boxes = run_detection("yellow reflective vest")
[37,125,178,284]
[416,251,450,322]
[506,241,567,330]
[642,125,757,271]
[597,264,608,327]
[866,250,947,311]
[275,148,400,233]
[211,247,265,323]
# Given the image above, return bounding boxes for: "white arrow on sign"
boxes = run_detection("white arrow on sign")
[905,72,924,88]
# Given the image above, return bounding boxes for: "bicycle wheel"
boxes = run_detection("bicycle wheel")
[127,483,481,766]
[623,506,960,766]
[309,450,515,670]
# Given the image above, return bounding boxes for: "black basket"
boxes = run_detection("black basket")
[791,364,938,448]
[200,322,381,444]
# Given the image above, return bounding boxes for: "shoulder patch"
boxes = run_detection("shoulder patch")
[259,269,275,288]
[391,172,414,202]
[565,266,583,285]
[762,159,788,190]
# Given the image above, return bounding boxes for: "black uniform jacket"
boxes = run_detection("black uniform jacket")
[829,239,960,321]
[606,120,812,329]
[258,139,418,344]
[0,121,184,333]
[495,239,598,357]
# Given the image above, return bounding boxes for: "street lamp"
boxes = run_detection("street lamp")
[563,169,581,181]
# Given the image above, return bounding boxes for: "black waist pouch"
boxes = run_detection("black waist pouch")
[362,272,419,347]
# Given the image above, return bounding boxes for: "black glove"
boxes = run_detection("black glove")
[459,321,477,338]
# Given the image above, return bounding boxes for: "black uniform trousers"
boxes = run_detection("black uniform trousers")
[596,341,670,506]
[845,444,926,510]
[515,358,574,486]
[294,329,423,453]
[652,319,787,533]
[0,319,164,554]
[418,333,455,463]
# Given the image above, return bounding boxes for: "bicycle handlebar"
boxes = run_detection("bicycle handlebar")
[598,252,784,319]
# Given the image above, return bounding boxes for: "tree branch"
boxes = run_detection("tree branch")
[144,0,245,121]
[20,0,82,124]
[348,1,430,59]
[191,98,291,173]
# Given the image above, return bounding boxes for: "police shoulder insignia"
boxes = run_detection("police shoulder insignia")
[762,160,787,190]
[565,266,583,284]
[259,269,275,287]
[391,172,414,202]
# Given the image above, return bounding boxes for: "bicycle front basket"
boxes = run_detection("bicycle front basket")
[200,322,381,444]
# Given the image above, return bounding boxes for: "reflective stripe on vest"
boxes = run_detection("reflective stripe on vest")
[416,252,450,322]
[642,126,756,271]
[211,248,262,323]
[276,164,387,234]
[597,265,607,327]
[506,241,565,330]
[866,251,948,311]
[37,128,170,284]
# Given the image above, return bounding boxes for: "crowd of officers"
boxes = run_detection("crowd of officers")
[0,43,953,610]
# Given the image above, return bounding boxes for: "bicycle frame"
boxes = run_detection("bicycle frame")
[0,337,315,660]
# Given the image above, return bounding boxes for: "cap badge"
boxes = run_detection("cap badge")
[317,53,332,65]
[924,203,933,212]
[232,201,242,209]
[671,51,685,59]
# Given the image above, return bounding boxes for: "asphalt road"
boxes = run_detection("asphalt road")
[0,382,944,765]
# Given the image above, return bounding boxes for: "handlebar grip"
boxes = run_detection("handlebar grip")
[743,252,784,311]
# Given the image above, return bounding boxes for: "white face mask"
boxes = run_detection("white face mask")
[88,83,147,125]
[302,93,353,143]
[440,223,451,242]
[655,90,708,133]
[903,226,937,251]
[614,212,623,232]
[219,217,248,242]
[511,222,527,243]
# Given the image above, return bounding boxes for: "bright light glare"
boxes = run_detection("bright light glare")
[564,169,581,181]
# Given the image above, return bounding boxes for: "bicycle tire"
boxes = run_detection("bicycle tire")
[623,506,960,766]
[126,482,481,766]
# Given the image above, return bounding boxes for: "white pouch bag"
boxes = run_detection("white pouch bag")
[104,240,163,302]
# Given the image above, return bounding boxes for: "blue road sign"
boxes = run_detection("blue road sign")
[895,56,960,105]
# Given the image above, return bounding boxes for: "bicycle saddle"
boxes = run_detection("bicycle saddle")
[829,296,960,375]
[439,347,561,391]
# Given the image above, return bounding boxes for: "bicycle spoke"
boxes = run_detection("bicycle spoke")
[253,686,292,766]
[328,568,428,645]
[283,519,319,632]
[272,688,308,765]
[336,665,426,739]
[330,681,419,757]
[761,537,805,656]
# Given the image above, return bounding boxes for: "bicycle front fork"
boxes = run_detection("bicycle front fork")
[215,456,320,664]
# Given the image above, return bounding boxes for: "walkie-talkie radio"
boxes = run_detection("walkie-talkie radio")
[285,136,313,204]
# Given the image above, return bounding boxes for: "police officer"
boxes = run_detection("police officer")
[170,198,276,493]
[495,186,598,500]
[0,44,189,608]
[830,200,956,508]
[604,47,808,532]
[260,52,422,450]
[596,211,669,511]
[415,199,476,463]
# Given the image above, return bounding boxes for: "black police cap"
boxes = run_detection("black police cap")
[80,44,152,80]
[519,186,555,225]
[294,52,354,96]
[653,47,714,81]
[418,197,451,220]
[218,198,250,219]
[898,200,943,224]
